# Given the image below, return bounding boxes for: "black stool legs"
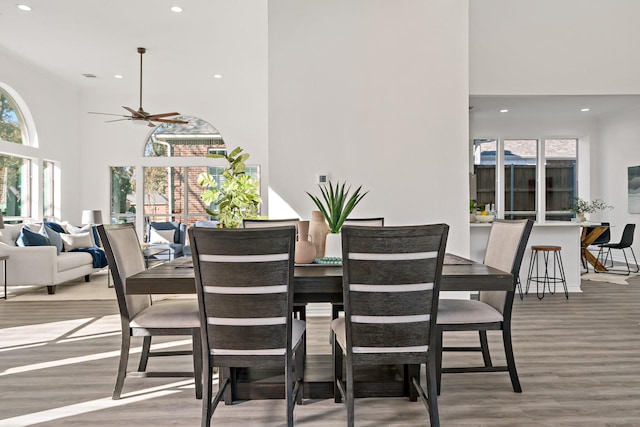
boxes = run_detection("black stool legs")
[525,246,568,300]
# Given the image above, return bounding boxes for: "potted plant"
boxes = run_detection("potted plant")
[306,181,368,258]
[197,146,261,228]
[566,196,613,222]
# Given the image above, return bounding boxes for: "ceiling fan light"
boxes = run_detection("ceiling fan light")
[132,119,148,126]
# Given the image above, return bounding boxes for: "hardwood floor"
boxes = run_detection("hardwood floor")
[2,277,640,426]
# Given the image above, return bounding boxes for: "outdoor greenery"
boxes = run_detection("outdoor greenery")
[566,197,614,214]
[306,181,368,233]
[198,146,261,228]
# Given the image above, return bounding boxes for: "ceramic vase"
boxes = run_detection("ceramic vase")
[295,220,317,264]
[308,211,329,258]
[324,232,342,259]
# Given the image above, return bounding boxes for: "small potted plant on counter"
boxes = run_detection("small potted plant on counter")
[567,196,613,222]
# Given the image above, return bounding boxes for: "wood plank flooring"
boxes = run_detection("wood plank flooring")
[2,277,640,426]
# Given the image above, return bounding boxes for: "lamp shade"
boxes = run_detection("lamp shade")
[81,209,103,225]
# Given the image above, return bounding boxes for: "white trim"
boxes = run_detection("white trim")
[207,316,286,326]
[211,348,285,356]
[348,251,437,261]
[350,282,433,292]
[203,285,287,294]
[199,253,288,263]
[351,314,430,324]
[353,345,428,353]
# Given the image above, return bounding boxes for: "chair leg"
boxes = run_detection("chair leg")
[346,361,355,427]
[333,333,343,403]
[479,330,492,367]
[294,332,305,405]
[138,336,151,372]
[192,330,202,399]
[201,359,213,427]
[502,324,522,393]
[113,333,131,399]
[406,364,420,402]
[435,328,443,396]
[629,247,640,273]
[425,357,440,427]
[286,353,294,427]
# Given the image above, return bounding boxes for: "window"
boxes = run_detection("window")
[0,87,28,146]
[0,154,30,220]
[473,138,577,221]
[144,117,225,158]
[111,167,136,224]
[43,160,59,220]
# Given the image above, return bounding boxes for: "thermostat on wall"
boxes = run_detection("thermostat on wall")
[317,174,328,184]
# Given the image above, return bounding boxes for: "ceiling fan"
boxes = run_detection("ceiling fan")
[89,47,188,128]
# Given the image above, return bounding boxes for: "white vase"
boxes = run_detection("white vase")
[324,233,342,258]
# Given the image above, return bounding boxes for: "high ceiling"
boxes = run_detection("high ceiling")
[2,2,640,121]
[0,1,265,97]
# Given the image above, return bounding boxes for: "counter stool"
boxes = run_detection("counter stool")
[525,245,568,300]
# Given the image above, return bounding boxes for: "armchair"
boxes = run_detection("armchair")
[145,221,187,260]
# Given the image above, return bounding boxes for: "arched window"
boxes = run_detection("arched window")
[0,85,30,146]
[143,116,226,157]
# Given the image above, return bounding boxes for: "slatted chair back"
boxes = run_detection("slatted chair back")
[480,220,534,315]
[342,217,385,227]
[242,218,300,233]
[341,224,449,366]
[98,223,151,322]
[189,226,297,367]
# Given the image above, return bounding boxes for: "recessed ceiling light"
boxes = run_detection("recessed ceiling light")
[213,74,223,79]
[114,74,124,79]
[499,109,509,113]
[581,108,590,112]
[170,6,183,13]
[17,4,32,11]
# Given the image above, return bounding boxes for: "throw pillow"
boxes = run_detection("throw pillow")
[1,223,23,245]
[16,225,51,247]
[60,232,94,251]
[44,224,64,254]
[150,228,175,244]
[66,223,97,247]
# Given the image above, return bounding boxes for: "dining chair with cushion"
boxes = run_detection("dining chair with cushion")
[189,226,305,427]
[97,223,202,400]
[436,219,533,394]
[331,224,449,427]
[596,223,639,275]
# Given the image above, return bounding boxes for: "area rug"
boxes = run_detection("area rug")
[581,272,637,285]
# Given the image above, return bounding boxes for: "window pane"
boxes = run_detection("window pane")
[0,155,29,219]
[0,88,27,145]
[143,117,225,157]
[473,139,497,210]
[504,139,537,220]
[43,160,58,219]
[111,166,136,224]
[545,139,577,221]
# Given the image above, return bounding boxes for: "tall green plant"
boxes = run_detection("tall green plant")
[306,181,368,233]
[198,146,261,228]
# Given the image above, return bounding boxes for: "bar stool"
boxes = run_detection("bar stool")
[525,245,568,300]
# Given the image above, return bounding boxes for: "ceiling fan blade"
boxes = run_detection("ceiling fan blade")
[122,106,145,118]
[104,118,132,123]
[88,112,129,117]
[152,118,190,124]
[146,112,181,119]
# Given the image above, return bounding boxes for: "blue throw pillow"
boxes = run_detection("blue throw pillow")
[16,225,51,247]
[44,224,64,254]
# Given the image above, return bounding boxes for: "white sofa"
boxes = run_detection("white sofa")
[0,223,103,295]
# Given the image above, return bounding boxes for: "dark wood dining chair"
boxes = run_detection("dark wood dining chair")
[332,224,449,427]
[97,223,202,400]
[189,226,305,427]
[436,219,533,394]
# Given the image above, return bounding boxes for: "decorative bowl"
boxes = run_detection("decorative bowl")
[475,214,494,223]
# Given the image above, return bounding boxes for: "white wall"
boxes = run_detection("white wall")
[268,0,470,256]
[596,106,640,258]
[0,47,83,222]
[470,0,640,95]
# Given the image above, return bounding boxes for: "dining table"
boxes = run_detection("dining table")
[126,253,513,400]
[580,223,609,272]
